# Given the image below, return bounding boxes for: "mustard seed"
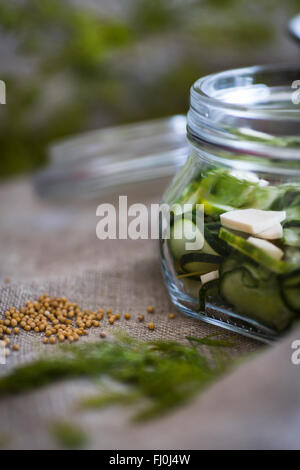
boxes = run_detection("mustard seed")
[147,306,155,313]
[147,322,155,330]
[124,313,131,320]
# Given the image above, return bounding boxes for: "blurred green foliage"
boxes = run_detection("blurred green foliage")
[0,0,299,178]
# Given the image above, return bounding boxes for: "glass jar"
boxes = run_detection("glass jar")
[160,64,300,342]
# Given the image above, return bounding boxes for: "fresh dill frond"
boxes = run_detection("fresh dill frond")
[79,390,141,410]
[186,333,236,347]
[0,334,236,420]
[50,421,88,449]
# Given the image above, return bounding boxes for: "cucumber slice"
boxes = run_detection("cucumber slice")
[219,256,241,276]
[204,224,231,257]
[220,268,294,332]
[180,253,222,274]
[220,255,272,282]
[169,218,217,261]
[284,247,300,270]
[219,228,288,274]
[199,279,220,311]
[201,200,234,217]
[282,227,300,248]
[282,289,300,313]
[280,269,300,313]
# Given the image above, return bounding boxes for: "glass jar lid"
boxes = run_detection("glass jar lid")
[33,115,188,200]
[187,64,300,163]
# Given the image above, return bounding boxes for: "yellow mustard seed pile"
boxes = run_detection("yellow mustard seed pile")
[0,294,107,347]
[0,295,177,354]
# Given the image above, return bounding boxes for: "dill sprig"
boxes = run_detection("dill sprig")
[50,421,88,449]
[0,334,235,420]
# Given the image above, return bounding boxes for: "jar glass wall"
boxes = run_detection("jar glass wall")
[160,64,300,342]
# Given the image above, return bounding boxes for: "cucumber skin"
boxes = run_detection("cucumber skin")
[180,253,222,275]
[219,228,288,275]
[199,279,220,311]
[280,269,300,314]
[220,268,295,332]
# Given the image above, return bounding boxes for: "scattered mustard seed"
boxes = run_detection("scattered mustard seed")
[124,313,131,320]
[169,314,175,319]
[138,315,144,322]
[12,344,19,352]
[147,306,155,313]
[147,322,155,331]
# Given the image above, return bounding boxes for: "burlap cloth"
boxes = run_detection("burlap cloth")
[0,178,299,449]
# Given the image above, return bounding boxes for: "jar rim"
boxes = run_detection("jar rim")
[187,63,300,162]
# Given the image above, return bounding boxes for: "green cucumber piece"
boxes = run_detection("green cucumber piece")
[284,220,300,228]
[169,218,217,261]
[220,268,294,332]
[199,279,220,311]
[280,269,300,313]
[248,185,282,210]
[219,228,288,274]
[180,253,222,274]
[282,227,300,248]
[220,255,272,282]
[201,200,234,217]
[284,247,300,270]
[204,224,231,257]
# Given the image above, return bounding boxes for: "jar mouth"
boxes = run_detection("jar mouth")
[188,63,300,162]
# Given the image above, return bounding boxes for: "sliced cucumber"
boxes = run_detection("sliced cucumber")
[220,255,272,282]
[204,224,231,257]
[219,228,288,274]
[169,218,217,261]
[280,269,300,313]
[284,220,300,228]
[248,185,282,210]
[220,268,294,332]
[219,256,241,276]
[284,247,300,270]
[201,200,234,217]
[180,253,222,275]
[199,279,220,311]
[282,227,300,248]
